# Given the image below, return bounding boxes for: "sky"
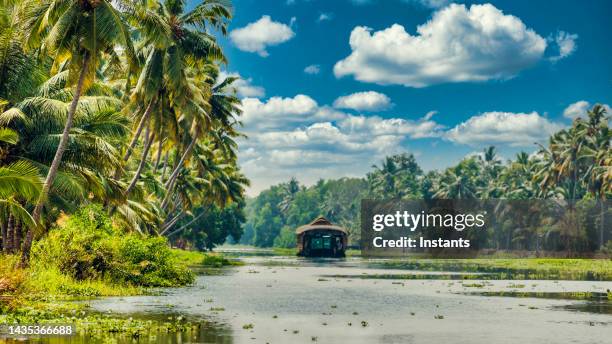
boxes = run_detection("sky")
[196,0,612,196]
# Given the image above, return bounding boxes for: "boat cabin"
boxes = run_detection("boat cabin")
[296,217,348,257]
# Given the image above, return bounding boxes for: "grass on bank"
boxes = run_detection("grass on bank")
[0,206,238,312]
[172,248,243,268]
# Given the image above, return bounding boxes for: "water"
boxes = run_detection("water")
[6,256,612,343]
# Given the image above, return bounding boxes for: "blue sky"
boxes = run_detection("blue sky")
[199,0,612,195]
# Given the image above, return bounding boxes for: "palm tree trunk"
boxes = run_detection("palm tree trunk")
[160,210,184,234]
[13,220,21,252]
[164,135,197,189]
[112,100,155,180]
[153,138,163,173]
[0,218,6,252]
[123,100,154,162]
[162,211,205,237]
[160,133,198,210]
[5,215,13,253]
[160,151,169,182]
[124,125,155,196]
[600,200,606,250]
[22,53,91,267]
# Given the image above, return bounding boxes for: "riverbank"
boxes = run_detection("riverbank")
[0,248,236,342]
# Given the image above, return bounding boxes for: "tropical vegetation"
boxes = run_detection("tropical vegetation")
[0,0,248,270]
[244,105,611,253]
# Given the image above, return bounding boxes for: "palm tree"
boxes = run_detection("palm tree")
[0,0,46,105]
[117,0,232,186]
[368,156,400,198]
[21,0,134,265]
[279,177,300,215]
[0,129,42,253]
[161,65,241,209]
[434,169,477,199]
[578,104,610,249]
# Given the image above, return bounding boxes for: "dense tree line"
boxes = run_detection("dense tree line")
[0,0,248,264]
[244,106,611,253]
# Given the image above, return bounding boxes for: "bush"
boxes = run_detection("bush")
[32,205,194,287]
[114,236,193,287]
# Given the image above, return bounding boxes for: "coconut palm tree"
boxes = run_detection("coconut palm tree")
[19,0,135,265]
[0,129,42,253]
[117,0,232,188]
[578,104,610,249]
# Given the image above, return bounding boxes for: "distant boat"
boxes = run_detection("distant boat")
[296,217,348,257]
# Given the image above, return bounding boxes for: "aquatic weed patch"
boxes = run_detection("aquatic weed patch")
[370,259,612,281]
[0,305,210,341]
[463,291,611,301]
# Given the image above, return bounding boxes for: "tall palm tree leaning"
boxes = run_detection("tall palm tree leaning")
[20,0,134,266]
[120,0,232,195]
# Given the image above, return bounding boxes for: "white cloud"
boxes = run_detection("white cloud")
[238,93,442,194]
[403,0,450,8]
[550,31,578,62]
[334,4,547,87]
[240,113,441,193]
[445,111,563,146]
[563,100,611,119]
[563,100,590,119]
[304,64,321,74]
[333,91,392,111]
[240,95,319,129]
[218,71,265,98]
[318,13,332,22]
[230,15,295,57]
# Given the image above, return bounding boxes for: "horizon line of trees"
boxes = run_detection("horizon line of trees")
[243,105,611,253]
[0,0,248,264]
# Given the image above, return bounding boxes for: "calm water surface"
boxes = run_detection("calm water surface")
[7,255,612,343]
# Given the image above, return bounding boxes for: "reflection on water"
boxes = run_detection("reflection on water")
[5,256,611,344]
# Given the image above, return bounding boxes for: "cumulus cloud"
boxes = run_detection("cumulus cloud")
[563,100,590,119]
[218,71,265,98]
[550,31,578,62]
[403,0,450,8]
[238,93,443,194]
[240,95,319,128]
[445,111,563,146]
[333,91,392,111]
[230,16,295,57]
[334,4,547,87]
[304,64,321,74]
[318,13,332,22]
[563,100,611,119]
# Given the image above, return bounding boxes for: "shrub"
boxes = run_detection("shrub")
[114,235,194,287]
[32,205,194,287]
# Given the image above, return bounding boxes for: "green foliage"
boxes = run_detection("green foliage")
[242,178,367,248]
[246,118,611,252]
[0,0,246,263]
[273,226,296,248]
[172,201,246,251]
[32,205,194,287]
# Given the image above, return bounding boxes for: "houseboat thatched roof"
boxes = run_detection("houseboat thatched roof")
[295,216,348,235]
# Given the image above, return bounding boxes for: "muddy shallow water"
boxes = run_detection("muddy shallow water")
[13,256,612,343]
